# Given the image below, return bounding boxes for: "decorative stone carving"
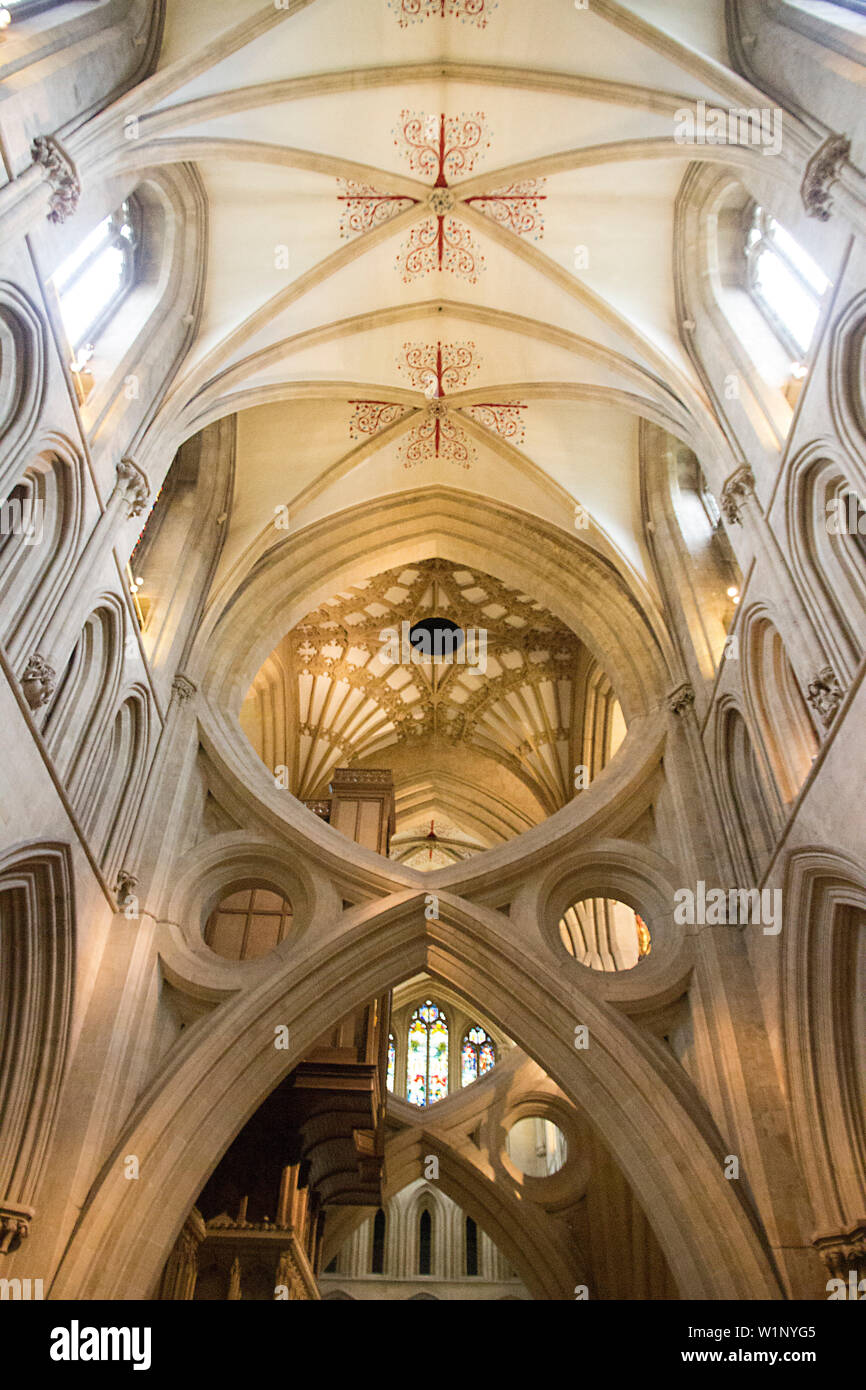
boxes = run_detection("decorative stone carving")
[720,464,755,525]
[276,1246,310,1301]
[114,869,138,908]
[428,187,456,216]
[31,135,81,224]
[427,396,449,418]
[801,134,850,222]
[806,665,844,728]
[0,1201,34,1255]
[171,674,197,704]
[21,653,56,710]
[813,1222,866,1280]
[667,682,695,717]
[116,458,151,519]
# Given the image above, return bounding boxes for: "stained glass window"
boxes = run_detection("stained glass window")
[386,1032,396,1092]
[406,1000,448,1106]
[461,1024,497,1087]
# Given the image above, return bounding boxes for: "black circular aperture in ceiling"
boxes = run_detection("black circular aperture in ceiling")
[408,617,464,657]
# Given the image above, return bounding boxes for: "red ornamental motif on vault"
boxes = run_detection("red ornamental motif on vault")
[348,400,409,439]
[398,340,479,396]
[336,111,545,283]
[393,111,490,283]
[389,0,497,29]
[337,180,417,238]
[397,340,480,469]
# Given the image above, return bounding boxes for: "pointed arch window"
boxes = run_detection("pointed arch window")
[465,1216,479,1277]
[745,205,830,360]
[461,1024,497,1087]
[406,1000,448,1106]
[371,1208,386,1275]
[52,199,139,355]
[418,1209,432,1275]
[386,1032,396,1092]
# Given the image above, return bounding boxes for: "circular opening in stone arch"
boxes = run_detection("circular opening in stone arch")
[558,896,651,972]
[505,1117,568,1177]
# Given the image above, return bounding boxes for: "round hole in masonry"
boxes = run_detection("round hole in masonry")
[505,1117,568,1177]
[408,617,464,660]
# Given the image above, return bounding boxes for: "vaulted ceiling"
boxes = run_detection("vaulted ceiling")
[132,0,752,851]
[240,557,622,859]
[136,0,740,613]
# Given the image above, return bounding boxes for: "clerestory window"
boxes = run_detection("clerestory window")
[53,199,139,356]
[745,205,830,361]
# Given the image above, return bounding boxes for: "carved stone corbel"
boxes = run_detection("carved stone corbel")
[801,134,850,222]
[21,653,56,710]
[31,135,81,224]
[171,674,197,704]
[0,1201,35,1255]
[720,464,756,526]
[116,458,151,519]
[667,682,695,717]
[806,665,844,728]
[114,869,138,909]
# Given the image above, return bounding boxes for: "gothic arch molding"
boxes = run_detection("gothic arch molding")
[780,847,866,1242]
[0,841,75,1253]
[193,488,673,729]
[0,283,47,500]
[49,896,781,1300]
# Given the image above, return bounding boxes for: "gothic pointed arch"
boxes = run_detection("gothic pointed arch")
[0,842,74,1253]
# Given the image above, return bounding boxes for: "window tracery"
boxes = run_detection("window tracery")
[406,1000,448,1106]
[461,1025,496,1087]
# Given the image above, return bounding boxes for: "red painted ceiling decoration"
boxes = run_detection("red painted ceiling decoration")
[348,342,527,470]
[464,179,547,241]
[337,180,418,238]
[394,111,491,183]
[398,339,480,395]
[389,0,497,30]
[336,113,545,283]
[348,400,410,440]
[400,408,474,469]
[398,210,484,284]
[463,401,527,446]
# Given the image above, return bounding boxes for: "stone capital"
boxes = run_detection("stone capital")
[801,133,850,222]
[31,134,80,224]
[115,458,151,519]
[21,653,56,710]
[720,465,756,525]
[813,1220,866,1280]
